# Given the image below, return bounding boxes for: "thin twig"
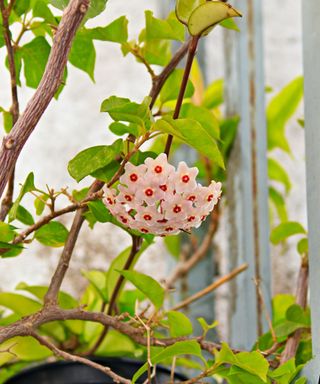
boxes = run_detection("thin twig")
[171,264,248,311]
[31,332,131,384]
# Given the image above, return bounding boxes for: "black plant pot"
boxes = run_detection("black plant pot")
[5,357,187,384]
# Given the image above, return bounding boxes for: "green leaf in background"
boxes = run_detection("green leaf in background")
[117,269,164,310]
[270,221,306,245]
[197,317,218,337]
[269,187,288,223]
[155,116,224,168]
[132,341,203,383]
[68,145,116,182]
[0,242,23,258]
[48,0,68,10]
[202,78,224,110]
[0,293,41,317]
[164,235,180,259]
[160,69,194,104]
[268,358,302,384]
[297,238,308,256]
[268,158,291,193]
[180,103,220,140]
[87,200,112,223]
[145,11,185,42]
[2,111,13,133]
[69,33,96,80]
[220,18,240,32]
[9,172,36,222]
[167,311,193,337]
[267,76,304,153]
[96,330,136,357]
[272,294,295,324]
[141,38,171,67]
[85,16,128,43]
[13,0,30,16]
[33,1,58,25]
[20,37,51,88]
[35,221,69,247]
[34,194,49,216]
[82,270,108,302]
[49,0,107,20]
[0,336,52,366]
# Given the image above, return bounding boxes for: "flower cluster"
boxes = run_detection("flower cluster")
[103,153,221,236]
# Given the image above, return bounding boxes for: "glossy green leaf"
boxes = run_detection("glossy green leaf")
[96,330,136,357]
[145,11,185,42]
[270,221,306,245]
[160,69,194,104]
[0,293,41,317]
[180,103,220,139]
[109,122,139,137]
[34,194,49,216]
[188,2,242,36]
[33,1,57,25]
[91,160,120,183]
[20,37,51,88]
[85,16,128,43]
[85,0,108,20]
[155,116,224,168]
[0,222,15,243]
[175,0,205,25]
[15,205,34,226]
[68,145,116,182]
[268,158,291,193]
[69,33,96,80]
[286,304,310,326]
[197,317,218,336]
[117,269,164,309]
[164,235,180,259]
[297,238,308,256]
[220,18,240,32]
[9,172,36,222]
[13,0,30,16]
[267,76,304,153]
[0,242,23,258]
[132,341,203,383]
[167,311,193,337]
[141,38,171,66]
[272,294,295,324]
[87,200,112,223]
[35,221,69,247]
[82,270,108,302]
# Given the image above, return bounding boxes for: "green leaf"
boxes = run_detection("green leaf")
[33,1,57,25]
[132,341,203,383]
[267,76,304,153]
[34,194,49,215]
[145,11,185,42]
[164,235,180,259]
[202,79,224,109]
[109,122,139,137]
[20,37,51,88]
[180,103,220,140]
[286,304,310,326]
[270,221,306,245]
[69,33,96,80]
[82,270,108,302]
[117,270,164,310]
[2,111,13,133]
[0,293,41,317]
[68,145,116,182]
[0,242,23,258]
[220,18,240,32]
[0,336,51,366]
[85,0,108,20]
[141,38,171,66]
[197,317,218,336]
[160,69,194,104]
[272,294,295,324]
[15,205,35,225]
[35,221,69,247]
[155,116,224,168]
[268,158,291,193]
[187,2,242,36]
[91,160,120,183]
[96,330,136,357]
[167,311,193,337]
[297,238,308,256]
[87,200,112,223]
[101,96,151,130]
[9,172,36,222]
[175,0,205,25]
[0,222,15,243]
[85,16,128,43]
[269,187,288,223]
[13,0,30,16]
[48,0,68,10]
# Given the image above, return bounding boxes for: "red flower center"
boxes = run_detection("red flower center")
[130,173,138,182]
[107,198,113,205]
[188,195,196,202]
[165,227,174,232]
[157,218,168,224]
[173,205,182,213]
[182,175,190,183]
[120,216,128,224]
[201,215,206,221]
[154,165,162,173]
[125,194,132,201]
[160,184,167,191]
[188,216,195,222]
[145,188,153,197]
[141,228,149,233]
[143,214,152,221]
[207,194,214,202]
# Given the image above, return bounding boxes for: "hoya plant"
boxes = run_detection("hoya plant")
[0,0,310,383]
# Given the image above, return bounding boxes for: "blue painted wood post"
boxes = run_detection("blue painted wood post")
[301,1,320,381]
[224,0,271,349]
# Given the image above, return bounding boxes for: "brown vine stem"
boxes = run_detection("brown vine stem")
[31,332,131,384]
[0,0,20,221]
[164,35,200,156]
[0,0,90,199]
[87,235,143,355]
[171,263,248,311]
